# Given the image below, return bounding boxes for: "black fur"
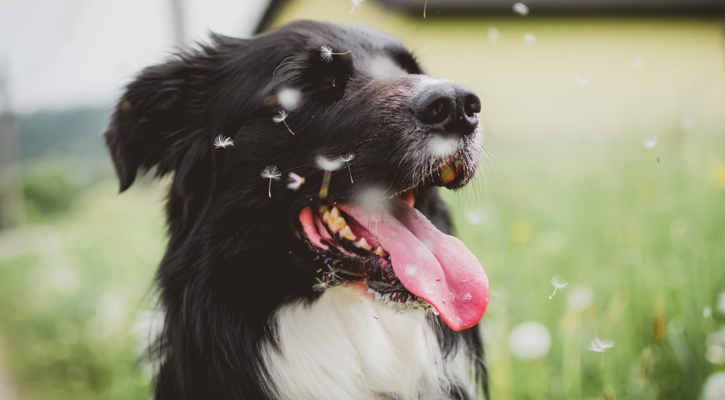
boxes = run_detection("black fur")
[105,20,487,400]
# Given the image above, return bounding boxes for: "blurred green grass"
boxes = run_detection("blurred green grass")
[0,127,723,399]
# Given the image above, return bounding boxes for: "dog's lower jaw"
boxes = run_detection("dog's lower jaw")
[262,286,478,400]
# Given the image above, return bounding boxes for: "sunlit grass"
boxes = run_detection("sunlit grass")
[0,129,723,399]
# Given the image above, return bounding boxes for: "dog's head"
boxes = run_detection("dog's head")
[105,20,488,331]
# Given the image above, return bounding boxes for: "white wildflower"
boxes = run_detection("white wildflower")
[320,46,352,63]
[548,275,568,299]
[273,110,295,135]
[643,137,657,149]
[213,135,234,149]
[513,2,529,16]
[261,165,282,198]
[287,172,305,190]
[338,153,355,183]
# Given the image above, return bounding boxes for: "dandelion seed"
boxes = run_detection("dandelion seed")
[276,87,302,111]
[287,172,305,190]
[325,267,341,283]
[273,110,295,135]
[312,277,329,291]
[338,153,355,183]
[523,33,536,45]
[261,165,282,198]
[423,0,428,18]
[316,156,343,199]
[548,275,568,299]
[513,2,529,16]
[589,337,615,371]
[349,0,364,14]
[643,137,657,149]
[576,76,592,93]
[320,46,352,63]
[489,27,500,42]
[213,135,234,149]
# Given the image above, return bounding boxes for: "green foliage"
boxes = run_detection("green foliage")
[22,166,79,217]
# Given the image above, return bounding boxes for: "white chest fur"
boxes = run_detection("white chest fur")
[263,287,476,400]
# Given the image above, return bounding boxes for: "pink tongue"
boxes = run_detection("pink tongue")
[337,201,489,331]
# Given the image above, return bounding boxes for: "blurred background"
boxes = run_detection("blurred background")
[0,0,724,399]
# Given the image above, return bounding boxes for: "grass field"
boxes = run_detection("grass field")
[0,127,723,399]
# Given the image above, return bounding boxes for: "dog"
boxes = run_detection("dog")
[105,20,490,400]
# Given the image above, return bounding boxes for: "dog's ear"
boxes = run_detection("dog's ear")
[104,52,212,192]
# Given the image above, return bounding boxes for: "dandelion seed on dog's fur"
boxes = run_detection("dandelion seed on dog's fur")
[273,110,295,135]
[338,153,355,183]
[317,156,343,199]
[548,275,568,299]
[513,2,529,16]
[287,172,305,190]
[213,135,234,149]
[312,277,329,291]
[261,165,281,198]
[320,46,352,63]
[277,87,302,111]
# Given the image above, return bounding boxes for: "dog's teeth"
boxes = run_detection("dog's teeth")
[330,206,340,220]
[440,164,457,185]
[375,246,387,257]
[331,217,347,233]
[356,237,372,250]
[323,211,331,222]
[341,225,357,241]
[318,204,330,215]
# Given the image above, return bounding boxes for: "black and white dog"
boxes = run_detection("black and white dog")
[105,20,490,400]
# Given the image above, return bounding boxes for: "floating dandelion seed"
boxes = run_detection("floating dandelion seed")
[423,0,428,18]
[261,165,281,198]
[287,172,305,190]
[320,46,352,63]
[513,2,529,16]
[273,110,295,135]
[577,76,592,93]
[312,277,329,292]
[349,0,364,14]
[523,33,536,45]
[643,137,657,149]
[489,27,500,42]
[213,135,234,149]
[338,153,355,183]
[316,156,343,199]
[548,275,568,299]
[589,337,615,371]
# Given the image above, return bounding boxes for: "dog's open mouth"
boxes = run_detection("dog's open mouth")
[297,158,489,331]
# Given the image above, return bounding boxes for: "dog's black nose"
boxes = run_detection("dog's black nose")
[412,83,481,136]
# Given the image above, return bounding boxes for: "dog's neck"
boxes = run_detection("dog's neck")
[262,286,477,400]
